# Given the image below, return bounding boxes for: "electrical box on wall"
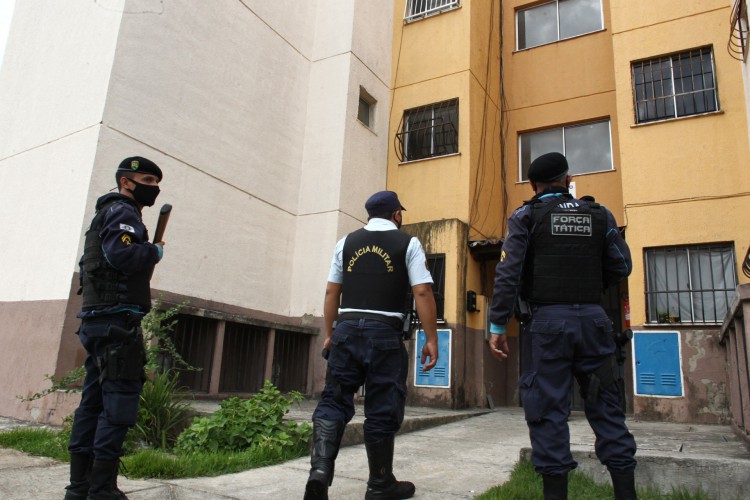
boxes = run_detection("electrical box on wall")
[632,331,684,397]
[414,329,451,388]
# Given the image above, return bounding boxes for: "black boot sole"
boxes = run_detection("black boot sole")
[304,477,328,500]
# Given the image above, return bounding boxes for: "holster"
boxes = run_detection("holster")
[97,325,146,383]
[514,297,532,324]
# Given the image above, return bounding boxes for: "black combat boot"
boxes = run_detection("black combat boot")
[63,453,92,499]
[364,437,415,500]
[87,458,125,500]
[541,473,568,500]
[304,419,346,500]
[610,469,638,500]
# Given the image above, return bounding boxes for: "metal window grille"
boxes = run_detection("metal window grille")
[644,244,737,324]
[632,47,718,124]
[219,323,268,393]
[729,0,749,61]
[427,254,446,321]
[404,0,460,22]
[168,314,217,392]
[395,99,458,162]
[271,330,310,393]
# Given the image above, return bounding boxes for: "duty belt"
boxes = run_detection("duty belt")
[337,312,403,330]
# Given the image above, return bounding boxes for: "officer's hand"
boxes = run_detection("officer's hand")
[489,334,509,361]
[420,339,438,372]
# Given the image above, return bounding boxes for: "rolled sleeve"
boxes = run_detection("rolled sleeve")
[406,237,433,286]
[326,236,346,284]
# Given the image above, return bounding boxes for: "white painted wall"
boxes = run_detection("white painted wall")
[0,0,123,301]
[1,0,394,318]
[289,0,394,316]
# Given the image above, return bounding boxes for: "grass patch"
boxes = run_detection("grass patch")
[122,445,308,479]
[476,460,717,500]
[0,428,70,462]
[0,427,309,479]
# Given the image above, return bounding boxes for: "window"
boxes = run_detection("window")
[517,0,603,50]
[427,254,446,322]
[518,119,612,181]
[404,0,460,23]
[407,254,445,323]
[396,99,459,162]
[632,47,719,124]
[729,0,749,61]
[645,244,738,324]
[358,87,376,128]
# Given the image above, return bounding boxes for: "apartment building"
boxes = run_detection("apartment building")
[389,0,750,423]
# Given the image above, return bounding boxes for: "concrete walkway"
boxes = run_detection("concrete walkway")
[1,403,749,499]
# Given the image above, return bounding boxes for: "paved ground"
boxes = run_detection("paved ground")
[1,401,749,499]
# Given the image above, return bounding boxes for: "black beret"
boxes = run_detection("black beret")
[365,191,406,216]
[528,152,569,182]
[116,156,163,182]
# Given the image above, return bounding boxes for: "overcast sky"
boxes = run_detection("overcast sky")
[0,0,16,68]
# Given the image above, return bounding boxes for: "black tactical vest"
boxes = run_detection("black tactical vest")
[520,195,607,304]
[340,228,412,313]
[80,200,152,311]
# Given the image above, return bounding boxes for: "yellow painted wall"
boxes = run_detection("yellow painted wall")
[503,0,625,225]
[611,2,750,325]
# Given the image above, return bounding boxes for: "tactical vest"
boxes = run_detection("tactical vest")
[520,195,607,304]
[80,201,152,311]
[340,228,412,313]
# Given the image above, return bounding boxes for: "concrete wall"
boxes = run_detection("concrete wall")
[0,0,396,422]
[0,0,124,421]
[721,284,750,441]
[609,0,750,423]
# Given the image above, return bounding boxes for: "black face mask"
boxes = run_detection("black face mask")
[128,180,160,207]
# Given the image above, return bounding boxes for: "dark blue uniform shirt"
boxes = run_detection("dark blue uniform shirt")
[489,190,631,332]
[77,193,161,318]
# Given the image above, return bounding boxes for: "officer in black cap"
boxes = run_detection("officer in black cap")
[65,156,165,500]
[304,190,439,500]
[488,152,638,500]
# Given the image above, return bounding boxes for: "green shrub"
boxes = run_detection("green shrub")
[175,381,311,455]
[0,428,70,462]
[135,371,193,450]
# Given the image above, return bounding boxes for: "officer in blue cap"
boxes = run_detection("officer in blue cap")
[304,190,439,500]
[65,156,165,500]
[488,152,638,500]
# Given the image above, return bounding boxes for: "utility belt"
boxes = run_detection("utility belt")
[336,312,404,331]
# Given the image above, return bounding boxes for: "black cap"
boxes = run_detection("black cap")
[115,156,163,183]
[528,152,569,182]
[365,191,406,216]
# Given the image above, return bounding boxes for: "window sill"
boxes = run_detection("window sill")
[514,28,607,53]
[631,110,724,128]
[399,152,461,166]
[357,119,377,135]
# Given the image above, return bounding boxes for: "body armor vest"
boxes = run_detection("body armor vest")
[80,200,152,311]
[341,228,412,313]
[521,195,607,304]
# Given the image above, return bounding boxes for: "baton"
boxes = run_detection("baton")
[152,204,172,243]
[150,204,172,279]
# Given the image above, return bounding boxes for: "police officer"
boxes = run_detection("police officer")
[488,152,638,500]
[304,191,439,500]
[65,156,165,500]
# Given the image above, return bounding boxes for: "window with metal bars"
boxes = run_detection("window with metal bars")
[632,47,719,124]
[644,244,737,325]
[395,99,458,162]
[404,0,460,23]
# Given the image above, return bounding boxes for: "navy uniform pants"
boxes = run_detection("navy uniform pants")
[68,314,144,460]
[312,318,408,444]
[519,303,637,476]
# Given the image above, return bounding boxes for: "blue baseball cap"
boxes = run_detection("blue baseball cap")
[365,191,406,216]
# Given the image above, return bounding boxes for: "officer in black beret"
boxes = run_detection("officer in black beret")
[304,190,439,500]
[488,152,638,499]
[65,156,165,500]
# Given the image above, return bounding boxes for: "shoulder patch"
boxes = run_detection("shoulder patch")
[121,234,132,246]
[120,223,135,233]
